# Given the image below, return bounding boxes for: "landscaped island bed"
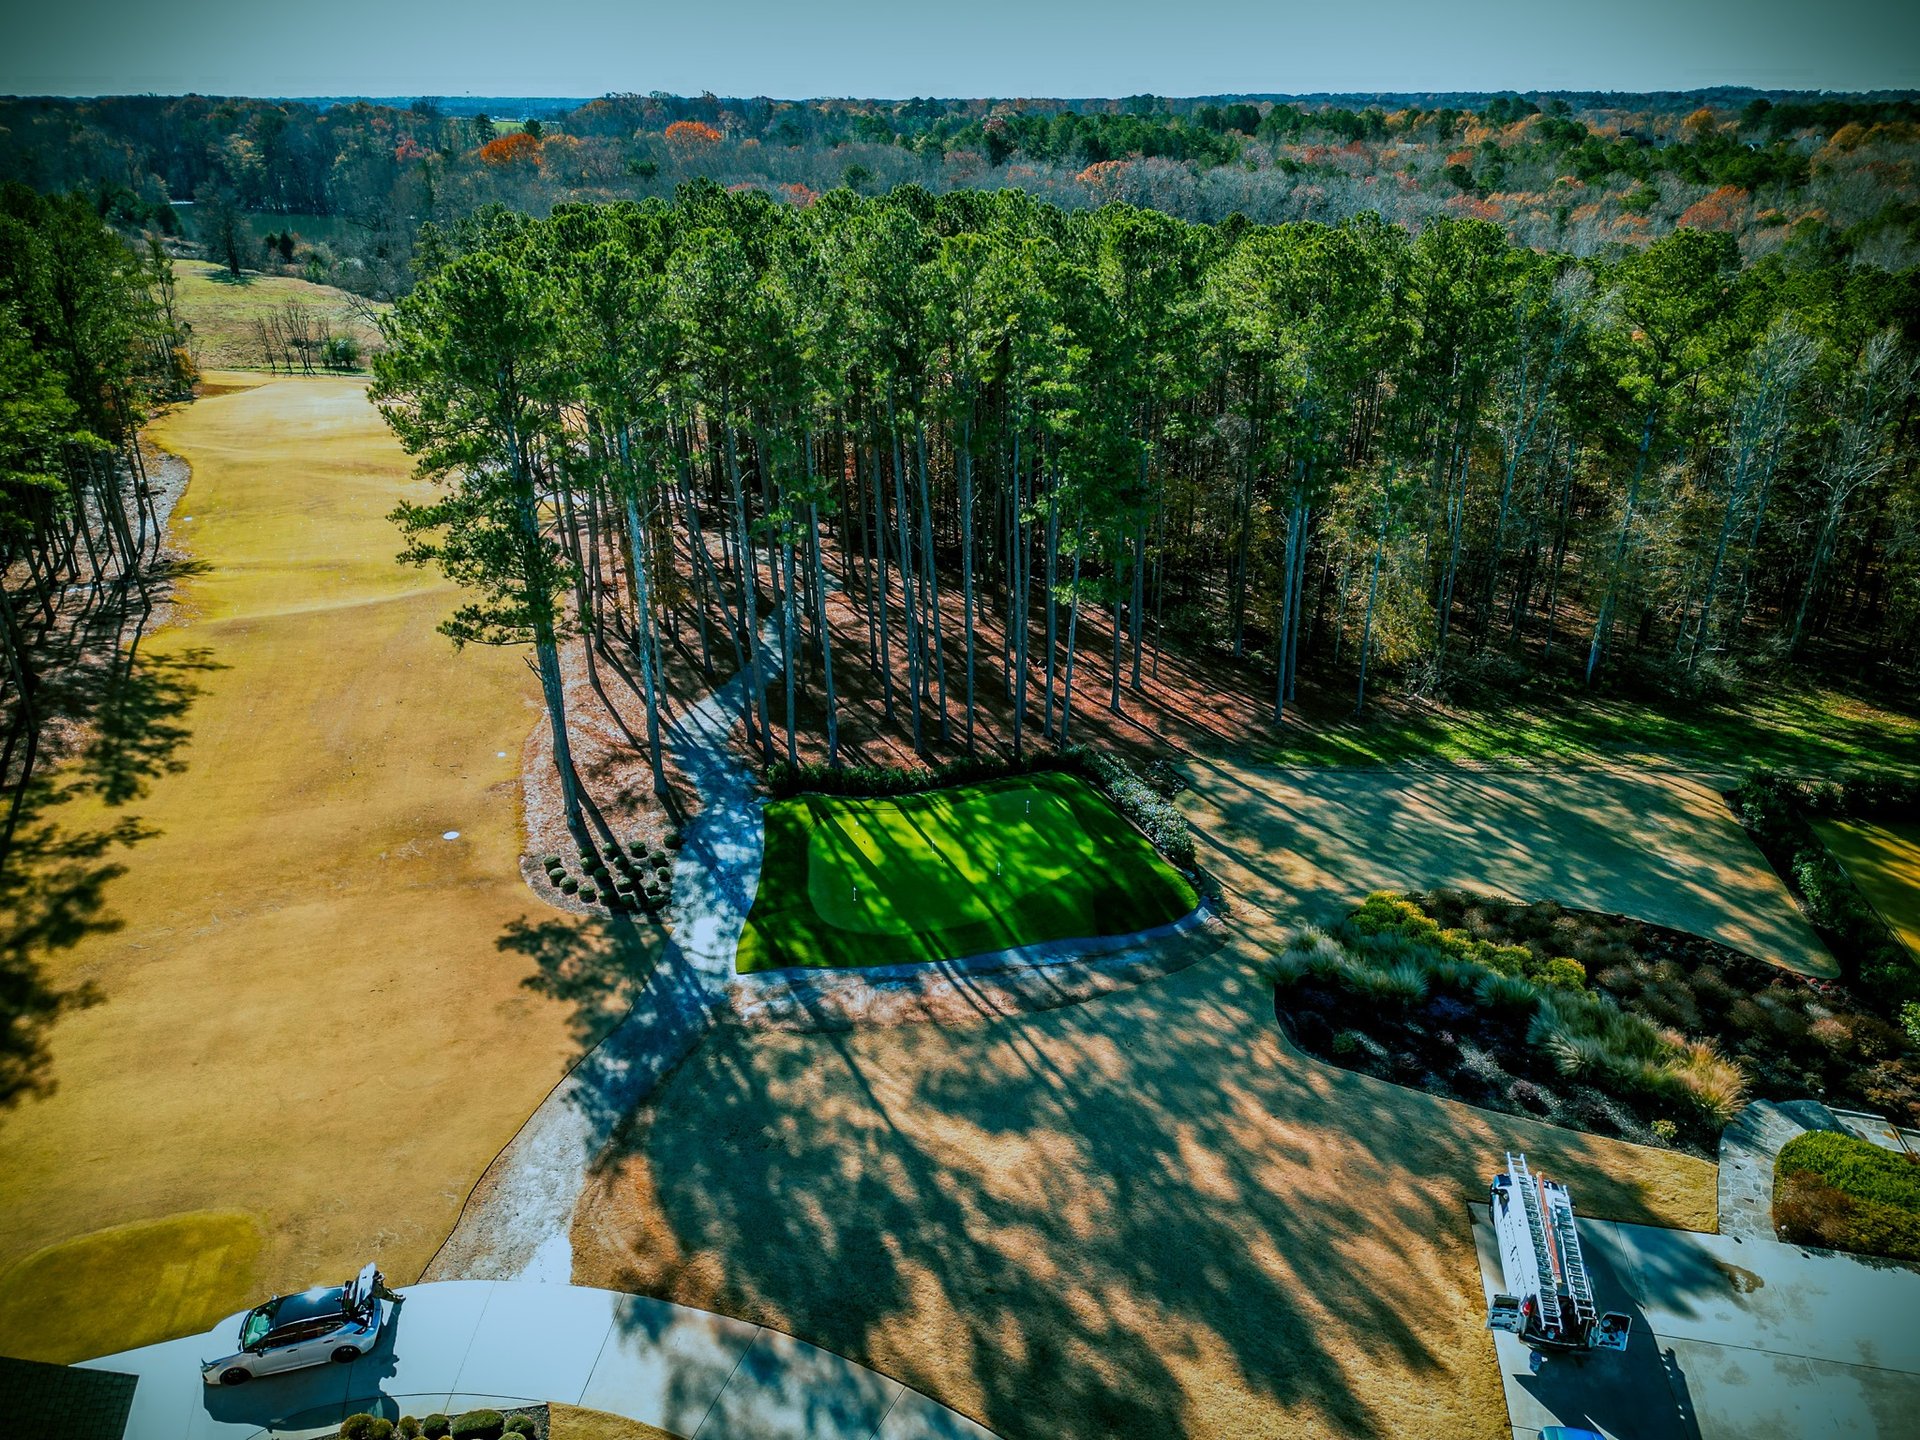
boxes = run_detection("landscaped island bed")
[1815,817,1920,966]
[1272,890,1920,1156]
[735,772,1197,973]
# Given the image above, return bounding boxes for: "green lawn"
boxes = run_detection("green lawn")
[1815,817,1920,966]
[736,772,1199,973]
[1271,681,1920,773]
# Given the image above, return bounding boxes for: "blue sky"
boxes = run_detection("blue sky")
[7,0,1918,98]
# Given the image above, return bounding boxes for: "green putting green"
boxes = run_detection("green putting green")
[736,771,1199,973]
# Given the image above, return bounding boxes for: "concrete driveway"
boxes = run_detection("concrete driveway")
[1470,1202,1920,1438]
[79,1280,994,1440]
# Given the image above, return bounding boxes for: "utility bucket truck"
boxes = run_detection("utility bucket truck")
[1485,1152,1632,1358]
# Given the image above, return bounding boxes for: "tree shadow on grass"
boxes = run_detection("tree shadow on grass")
[575,940,1736,1440]
[1,640,223,1110]
[501,912,667,1056]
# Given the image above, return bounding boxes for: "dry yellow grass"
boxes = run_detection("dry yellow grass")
[0,373,621,1363]
[548,1404,680,1440]
[571,748,1752,1440]
[172,260,385,371]
[1183,759,1835,975]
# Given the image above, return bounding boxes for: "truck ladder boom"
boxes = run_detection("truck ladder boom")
[1506,1152,1561,1333]
[1546,1187,1597,1326]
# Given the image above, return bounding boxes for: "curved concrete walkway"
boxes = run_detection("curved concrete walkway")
[430,616,1215,1282]
[425,640,773,1283]
[82,1280,995,1440]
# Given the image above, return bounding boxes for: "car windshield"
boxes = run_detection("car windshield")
[239,1306,272,1348]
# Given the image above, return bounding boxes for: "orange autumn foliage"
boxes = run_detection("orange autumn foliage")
[1677,185,1749,231]
[665,120,723,144]
[479,133,540,166]
[780,182,819,207]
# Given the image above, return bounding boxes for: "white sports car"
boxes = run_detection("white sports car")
[200,1263,390,1386]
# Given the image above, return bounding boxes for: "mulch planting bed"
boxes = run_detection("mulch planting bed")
[1278,890,1920,1158]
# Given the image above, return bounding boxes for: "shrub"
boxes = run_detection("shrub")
[1331,1030,1361,1056]
[450,1413,506,1440]
[342,1418,395,1440]
[422,1419,451,1440]
[560,876,579,894]
[1067,746,1195,868]
[504,1419,537,1438]
[664,829,683,849]
[1651,1118,1680,1145]
[1507,1079,1548,1114]
[1775,1131,1920,1261]
[629,841,647,857]
[1533,956,1588,991]
[1902,1001,1920,1051]
[578,885,598,903]
[399,1422,422,1440]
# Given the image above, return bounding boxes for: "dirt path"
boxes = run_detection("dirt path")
[1180,757,1833,975]
[0,375,602,1363]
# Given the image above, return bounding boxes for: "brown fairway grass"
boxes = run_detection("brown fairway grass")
[0,374,615,1363]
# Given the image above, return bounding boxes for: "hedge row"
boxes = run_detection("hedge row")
[1731,770,1917,1009]
[1774,1129,1920,1262]
[764,745,1195,870]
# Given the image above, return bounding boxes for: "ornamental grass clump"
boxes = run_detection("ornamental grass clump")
[1476,971,1541,1012]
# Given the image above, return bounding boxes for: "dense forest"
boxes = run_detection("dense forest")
[0,184,193,1100]
[368,184,1919,838]
[1,88,1918,1085]
[4,89,1918,303]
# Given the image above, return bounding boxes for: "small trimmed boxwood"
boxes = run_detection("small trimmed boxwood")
[560,875,579,893]
[579,885,598,903]
[504,1419,537,1439]
[421,1418,451,1440]
[628,840,647,857]
[449,1412,504,1440]
[664,828,683,849]
[540,855,560,867]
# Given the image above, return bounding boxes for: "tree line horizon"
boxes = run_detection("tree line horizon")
[371,181,1918,841]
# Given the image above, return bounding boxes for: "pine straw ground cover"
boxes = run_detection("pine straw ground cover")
[737,771,1197,972]
[1273,891,1920,1161]
[1774,1130,1920,1262]
[570,931,1715,1440]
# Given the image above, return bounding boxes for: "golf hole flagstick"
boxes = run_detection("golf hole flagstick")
[1485,1152,1633,1358]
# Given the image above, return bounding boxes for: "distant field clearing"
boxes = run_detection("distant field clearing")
[171,259,385,370]
[1816,817,1920,965]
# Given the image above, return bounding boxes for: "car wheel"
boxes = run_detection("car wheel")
[331,1346,361,1364]
[219,1367,251,1386]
